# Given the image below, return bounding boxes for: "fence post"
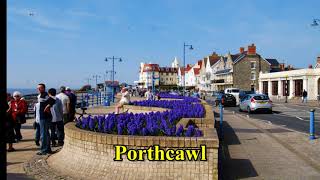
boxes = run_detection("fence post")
[219,103,223,139]
[86,93,89,107]
[81,93,84,104]
[310,109,315,140]
[90,94,93,106]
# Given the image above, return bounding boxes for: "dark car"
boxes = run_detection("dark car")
[215,93,236,107]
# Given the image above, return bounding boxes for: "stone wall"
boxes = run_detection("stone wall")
[47,101,219,180]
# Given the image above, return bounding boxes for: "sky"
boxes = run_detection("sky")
[7,0,320,89]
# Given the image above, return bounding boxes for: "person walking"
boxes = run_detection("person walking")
[9,91,28,142]
[36,83,56,155]
[65,87,77,122]
[6,93,16,152]
[48,88,65,147]
[302,89,308,103]
[56,86,70,124]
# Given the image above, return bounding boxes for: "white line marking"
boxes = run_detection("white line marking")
[295,116,304,120]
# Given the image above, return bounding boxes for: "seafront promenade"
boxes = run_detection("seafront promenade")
[6,93,320,179]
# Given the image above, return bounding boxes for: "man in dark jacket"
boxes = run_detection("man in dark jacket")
[302,89,308,103]
[36,83,56,155]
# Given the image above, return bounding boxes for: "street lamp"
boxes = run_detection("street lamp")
[285,75,288,103]
[92,75,101,91]
[106,70,116,80]
[105,56,122,102]
[183,42,193,96]
[311,19,320,27]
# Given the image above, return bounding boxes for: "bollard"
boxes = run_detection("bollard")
[219,103,223,139]
[309,109,315,140]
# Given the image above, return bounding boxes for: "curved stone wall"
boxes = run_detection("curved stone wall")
[47,101,219,180]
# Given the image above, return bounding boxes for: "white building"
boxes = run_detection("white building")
[138,62,160,89]
[185,61,202,88]
[259,68,320,100]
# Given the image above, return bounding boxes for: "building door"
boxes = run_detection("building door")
[294,80,303,97]
[251,85,255,92]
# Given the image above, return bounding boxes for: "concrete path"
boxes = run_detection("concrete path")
[6,95,146,179]
[7,119,40,180]
[219,109,320,179]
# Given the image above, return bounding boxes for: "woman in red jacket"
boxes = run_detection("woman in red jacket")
[9,91,28,141]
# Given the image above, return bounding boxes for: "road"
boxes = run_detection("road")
[206,96,320,136]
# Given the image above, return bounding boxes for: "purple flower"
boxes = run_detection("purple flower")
[176,125,184,137]
[185,125,195,137]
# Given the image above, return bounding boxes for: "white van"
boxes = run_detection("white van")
[224,88,240,105]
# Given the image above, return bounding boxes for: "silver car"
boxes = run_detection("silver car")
[239,94,272,113]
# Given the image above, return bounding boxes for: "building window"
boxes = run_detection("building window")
[263,81,268,95]
[272,81,278,95]
[251,72,256,80]
[166,78,168,81]
[251,61,256,69]
[166,73,169,75]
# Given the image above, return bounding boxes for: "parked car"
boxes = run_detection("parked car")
[239,94,272,113]
[215,93,237,107]
[224,88,240,105]
[211,91,221,97]
[239,90,255,100]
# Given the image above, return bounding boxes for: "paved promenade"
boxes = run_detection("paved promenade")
[6,95,145,180]
[219,108,320,179]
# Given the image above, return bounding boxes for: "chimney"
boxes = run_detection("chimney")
[247,43,256,55]
[239,47,245,53]
[308,64,313,69]
[279,63,285,71]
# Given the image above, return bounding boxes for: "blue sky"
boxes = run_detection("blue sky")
[7,0,320,89]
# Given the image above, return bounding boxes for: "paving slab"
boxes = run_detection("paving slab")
[219,108,320,179]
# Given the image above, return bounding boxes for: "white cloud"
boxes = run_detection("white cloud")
[8,7,79,31]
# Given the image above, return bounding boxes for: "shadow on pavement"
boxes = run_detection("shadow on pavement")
[21,125,34,130]
[7,173,34,180]
[232,128,292,134]
[7,161,23,166]
[14,147,39,152]
[219,121,258,180]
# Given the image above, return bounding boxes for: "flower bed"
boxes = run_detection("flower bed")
[75,98,204,137]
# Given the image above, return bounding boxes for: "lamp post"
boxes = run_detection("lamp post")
[92,75,101,91]
[183,42,193,96]
[151,66,159,95]
[105,56,122,102]
[106,70,116,81]
[285,75,288,103]
[85,78,91,85]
